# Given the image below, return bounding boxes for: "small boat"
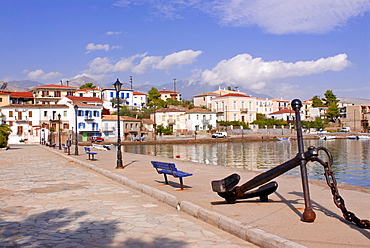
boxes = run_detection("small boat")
[277,137,291,141]
[319,135,336,140]
[92,144,115,150]
[347,135,370,140]
[357,135,370,140]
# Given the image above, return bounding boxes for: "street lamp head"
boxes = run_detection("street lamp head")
[74,104,78,111]
[114,78,122,92]
[58,113,61,119]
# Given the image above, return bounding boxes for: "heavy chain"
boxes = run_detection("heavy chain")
[314,147,370,229]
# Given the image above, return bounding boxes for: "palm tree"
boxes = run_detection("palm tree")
[0,124,12,148]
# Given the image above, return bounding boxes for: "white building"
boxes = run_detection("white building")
[185,108,217,132]
[132,91,148,109]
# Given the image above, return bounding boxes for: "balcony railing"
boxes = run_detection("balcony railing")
[240,108,248,113]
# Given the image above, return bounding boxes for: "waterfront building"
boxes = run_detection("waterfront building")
[101,115,145,141]
[211,93,257,123]
[340,104,370,132]
[268,109,303,121]
[255,98,273,116]
[1,104,69,144]
[151,107,187,133]
[185,108,217,132]
[101,87,134,113]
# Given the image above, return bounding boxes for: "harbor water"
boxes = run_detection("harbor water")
[124,138,370,188]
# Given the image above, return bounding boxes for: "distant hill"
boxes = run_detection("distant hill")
[108,79,273,100]
[338,97,370,105]
[0,81,30,92]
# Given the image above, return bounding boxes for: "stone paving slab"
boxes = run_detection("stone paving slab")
[24,144,370,247]
[0,144,256,247]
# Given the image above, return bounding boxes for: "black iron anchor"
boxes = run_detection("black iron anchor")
[211,99,317,222]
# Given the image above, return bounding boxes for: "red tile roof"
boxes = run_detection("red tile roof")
[34,84,78,89]
[66,96,103,102]
[9,92,34,98]
[269,109,295,115]
[216,93,251,98]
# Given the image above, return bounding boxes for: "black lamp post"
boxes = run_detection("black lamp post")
[74,105,79,155]
[58,113,62,150]
[114,78,124,169]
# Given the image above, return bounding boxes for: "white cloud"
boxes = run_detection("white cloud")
[23,69,62,80]
[208,0,370,34]
[114,0,370,34]
[106,31,122,35]
[85,43,121,54]
[200,53,351,93]
[86,50,202,74]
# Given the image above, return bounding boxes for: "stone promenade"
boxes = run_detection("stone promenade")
[0,144,255,247]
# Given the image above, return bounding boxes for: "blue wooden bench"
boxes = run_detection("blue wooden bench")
[84,147,97,160]
[62,143,68,153]
[49,142,56,148]
[151,161,193,190]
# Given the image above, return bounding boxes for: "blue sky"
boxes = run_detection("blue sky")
[1,0,370,100]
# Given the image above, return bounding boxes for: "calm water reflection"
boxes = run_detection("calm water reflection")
[124,139,370,188]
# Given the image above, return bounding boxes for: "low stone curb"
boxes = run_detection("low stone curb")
[47,146,306,248]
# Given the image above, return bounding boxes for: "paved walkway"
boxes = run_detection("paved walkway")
[0,144,255,247]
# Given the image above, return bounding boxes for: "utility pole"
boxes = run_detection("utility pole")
[173,78,176,93]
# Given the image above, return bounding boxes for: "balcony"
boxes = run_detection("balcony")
[167,119,176,125]
[84,117,95,121]
[15,117,29,123]
[240,108,248,113]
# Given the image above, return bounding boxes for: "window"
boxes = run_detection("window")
[121,92,124,99]
[54,91,61,97]
[0,98,2,102]
[78,123,85,128]
[79,93,83,97]
[110,92,114,98]
[63,111,67,117]
[162,115,165,121]
[93,110,99,117]
[9,111,13,117]
[126,93,129,99]
[9,121,13,126]
[17,126,23,135]
[196,115,199,120]
[188,115,191,120]
[93,93,96,97]
[233,101,237,110]
[234,114,237,121]
[42,91,49,97]
[29,111,33,117]
[85,110,90,117]
[44,111,47,117]
[77,110,83,116]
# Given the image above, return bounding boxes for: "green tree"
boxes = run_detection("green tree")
[148,87,160,102]
[80,83,96,89]
[324,90,340,121]
[0,124,11,148]
[156,124,173,135]
[312,96,325,107]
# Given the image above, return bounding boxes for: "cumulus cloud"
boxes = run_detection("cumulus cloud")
[23,69,62,80]
[86,49,202,74]
[85,43,121,54]
[114,0,370,34]
[200,53,351,92]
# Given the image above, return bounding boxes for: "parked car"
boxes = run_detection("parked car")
[212,132,227,138]
[341,127,350,132]
[89,136,104,142]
